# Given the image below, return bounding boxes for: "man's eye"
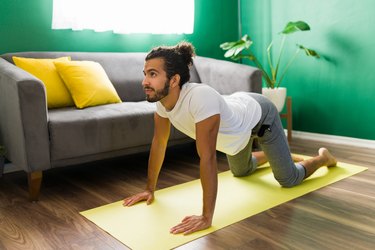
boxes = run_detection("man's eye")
[150,72,157,77]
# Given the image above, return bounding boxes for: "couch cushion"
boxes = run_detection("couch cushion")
[54,60,122,108]
[48,101,156,160]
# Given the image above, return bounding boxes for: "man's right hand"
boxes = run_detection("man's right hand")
[123,190,154,207]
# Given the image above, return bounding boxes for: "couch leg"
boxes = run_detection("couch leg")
[28,171,43,202]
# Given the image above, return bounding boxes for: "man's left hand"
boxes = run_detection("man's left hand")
[170,215,212,235]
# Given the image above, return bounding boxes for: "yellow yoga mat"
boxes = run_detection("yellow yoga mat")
[80,156,367,250]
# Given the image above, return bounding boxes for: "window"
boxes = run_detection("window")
[52,0,194,34]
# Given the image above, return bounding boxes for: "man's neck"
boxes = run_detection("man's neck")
[160,86,181,111]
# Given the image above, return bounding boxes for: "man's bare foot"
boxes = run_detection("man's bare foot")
[318,148,337,167]
[292,154,304,162]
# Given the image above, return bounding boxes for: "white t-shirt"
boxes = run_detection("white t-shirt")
[156,83,262,155]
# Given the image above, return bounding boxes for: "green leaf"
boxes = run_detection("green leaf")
[220,35,253,58]
[224,49,236,58]
[298,44,320,58]
[223,44,244,57]
[220,41,237,50]
[232,54,255,61]
[281,21,310,34]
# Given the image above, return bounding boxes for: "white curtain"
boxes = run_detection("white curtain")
[52,0,194,34]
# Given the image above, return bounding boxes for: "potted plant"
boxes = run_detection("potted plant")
[220,21,320,112]
[0,145,5,177]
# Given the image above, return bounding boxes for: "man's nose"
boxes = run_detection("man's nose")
[142,77,148,86]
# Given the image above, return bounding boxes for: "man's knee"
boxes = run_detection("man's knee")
[278,179,298,188]
[230,161,257,177]
[275,163,305,187]
[275,174,302,188]
[231,168,252,177]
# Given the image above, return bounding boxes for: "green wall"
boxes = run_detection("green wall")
[241,0,375,140]
[0,0,238,58]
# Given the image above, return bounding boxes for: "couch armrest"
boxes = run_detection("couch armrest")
[193,56,262,94]
[0,58,51,172]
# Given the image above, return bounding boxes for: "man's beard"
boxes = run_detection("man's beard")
[145,80,170,102]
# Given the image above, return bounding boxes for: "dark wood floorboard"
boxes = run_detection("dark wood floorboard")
[0,139,374,250]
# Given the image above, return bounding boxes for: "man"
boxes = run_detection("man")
[123,42,337,235]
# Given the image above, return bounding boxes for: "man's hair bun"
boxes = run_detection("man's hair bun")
[175,41,195,67]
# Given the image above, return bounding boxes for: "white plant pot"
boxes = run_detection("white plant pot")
[262,87,287,112]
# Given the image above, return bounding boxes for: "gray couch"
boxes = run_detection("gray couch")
[0,51,262,201]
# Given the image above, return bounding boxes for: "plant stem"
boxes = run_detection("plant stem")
[274,35,286,83]
[278,48,301,88]
[267,41,275,83]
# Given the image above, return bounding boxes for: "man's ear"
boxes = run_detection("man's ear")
[170,74,181,88]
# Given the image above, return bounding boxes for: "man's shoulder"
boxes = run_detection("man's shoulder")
[184,82,204,90]
[183,82,218,95]
[183,84,223,113]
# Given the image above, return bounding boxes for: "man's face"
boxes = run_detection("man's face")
[142,58,170,102]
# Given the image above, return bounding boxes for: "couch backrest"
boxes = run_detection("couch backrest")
[1,52,202,102]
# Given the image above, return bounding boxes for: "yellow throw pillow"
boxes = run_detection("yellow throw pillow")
[54,60,122,109]
[13,56,75,108]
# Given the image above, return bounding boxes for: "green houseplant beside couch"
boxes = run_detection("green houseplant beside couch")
[0,51,262,201]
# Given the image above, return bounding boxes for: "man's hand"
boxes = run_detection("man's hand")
[123,190,154,206]
[170,215,212,235]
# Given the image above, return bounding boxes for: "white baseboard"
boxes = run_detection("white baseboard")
[291,130,375,149]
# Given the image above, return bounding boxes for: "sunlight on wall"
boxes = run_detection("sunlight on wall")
[52,0,194,34]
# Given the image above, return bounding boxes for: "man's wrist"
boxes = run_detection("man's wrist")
[202,212,213,223]
[145,186,155,193]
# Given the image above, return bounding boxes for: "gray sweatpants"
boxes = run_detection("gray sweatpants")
[226,93,305,187]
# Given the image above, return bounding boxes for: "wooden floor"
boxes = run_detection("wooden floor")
[0,138,374,250]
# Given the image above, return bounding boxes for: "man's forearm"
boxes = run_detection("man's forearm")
[200,155,218,221]
[146,139,167,192]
